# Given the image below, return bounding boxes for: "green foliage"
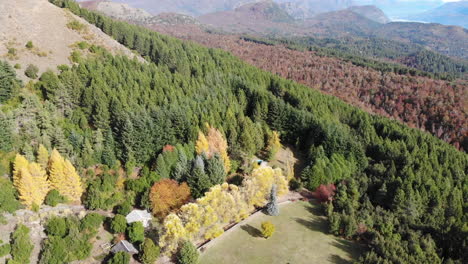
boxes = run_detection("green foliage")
[110,214,127,234]
[70,50,82,63]
[177,241,199,264]
[0,243,11,257]
[289,178,301,191]
[0,178,21,213]
[39,216,94,264]
[24,64,39,79]
[0,60,20,102]
[80,213,104,232]
[66,20,85,31]
[139,238,160,264]
[116,201,132,216]
[127,221,145,243]
[44,189,66,207]
[107,252,130,264]
[45,217,68,237]
[10,224,33,264]
[14,64,21,69]
[25,41,34,49]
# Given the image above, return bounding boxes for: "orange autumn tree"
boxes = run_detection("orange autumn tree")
[149,179,191,218]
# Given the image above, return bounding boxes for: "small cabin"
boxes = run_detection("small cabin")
[111,240,139,255]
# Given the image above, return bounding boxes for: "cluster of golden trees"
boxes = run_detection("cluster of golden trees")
[13,145,83,208]
[195,125,231,172]
[159,166,288,253]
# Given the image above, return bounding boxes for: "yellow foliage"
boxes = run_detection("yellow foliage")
[261,221,275,238]
[204,224,224,240]
[48,149,83,202]
[13,154,29,188]
[179,203,203,239]
[206,126,231,172]
[266,131,281,159]
[16,163,50,208]
[37,144,49,169]
[159,214,187,254]
[195,131,209,155]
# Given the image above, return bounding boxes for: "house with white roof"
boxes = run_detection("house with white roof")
[126,209,152,228]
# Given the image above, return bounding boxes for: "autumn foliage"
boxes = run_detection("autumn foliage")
[149,179,191,218]
[196,125,231,172]
[312,184,337,203]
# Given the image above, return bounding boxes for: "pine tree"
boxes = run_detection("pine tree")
[37,144,49,169]
[266,184,279,216]
[206,154,226,186]
[48,149,83,202]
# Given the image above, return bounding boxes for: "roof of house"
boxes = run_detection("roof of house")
[126,209,152,223]
[111,240,139,254]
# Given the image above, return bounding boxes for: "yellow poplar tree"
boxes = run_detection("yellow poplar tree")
[48,149,83,202]
[266,131,281,159]
[195,131,209,155]
[17,163,50,208]
[13,154,29,188]
[36,144,49,169]
[179,203,203,240]
[159,214,187,254]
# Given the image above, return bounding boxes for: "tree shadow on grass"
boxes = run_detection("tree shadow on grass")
[304,202,324,216]
[331,239,363,260]
[329,254,352,264]
[240,224,262,238]
[294,216,329,233]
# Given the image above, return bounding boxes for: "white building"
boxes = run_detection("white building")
[126,209,152,228]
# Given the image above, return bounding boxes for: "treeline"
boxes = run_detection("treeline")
[0,0,465,262]
[241,35,468,80]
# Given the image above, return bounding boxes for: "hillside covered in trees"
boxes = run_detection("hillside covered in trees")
[0,0,466,263]
[127,24,467,151]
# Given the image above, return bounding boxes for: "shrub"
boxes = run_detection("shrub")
[116,201,132,216]
[110,214,127,234]
[139,238,160,264]
[7,48,16,56]
[261,221,275,238]
[127,222,144,243]
[45,189,66,207]
[108,252,130,264]
[14,64,21,69]
[24,64,39,79]
[10,224,33,263]
[45,217,67,237]
[76,41,89,50]
[25,41,33,49]
[69,50,82,63]
[289,178,302,191]
[67,20,85,31]
[177,241,199,264]
[0,243,11,257]
[80,213,104,231]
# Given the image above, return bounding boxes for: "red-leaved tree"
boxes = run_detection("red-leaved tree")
[313,184,336,203]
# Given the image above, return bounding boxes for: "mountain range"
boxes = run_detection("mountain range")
[406,1,468,28]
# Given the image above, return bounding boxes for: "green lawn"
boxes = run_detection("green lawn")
[200,201,363,264]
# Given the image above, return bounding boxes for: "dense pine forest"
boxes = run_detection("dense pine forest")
[0,0,466,263]
[150,25,467,151]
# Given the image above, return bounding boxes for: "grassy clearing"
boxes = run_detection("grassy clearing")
[200,201,363,264]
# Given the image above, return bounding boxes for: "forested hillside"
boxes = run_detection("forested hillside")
[140,25,467,151]
[0,0,466,263]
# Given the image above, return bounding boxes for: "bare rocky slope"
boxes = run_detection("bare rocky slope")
[0,0,141,81]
